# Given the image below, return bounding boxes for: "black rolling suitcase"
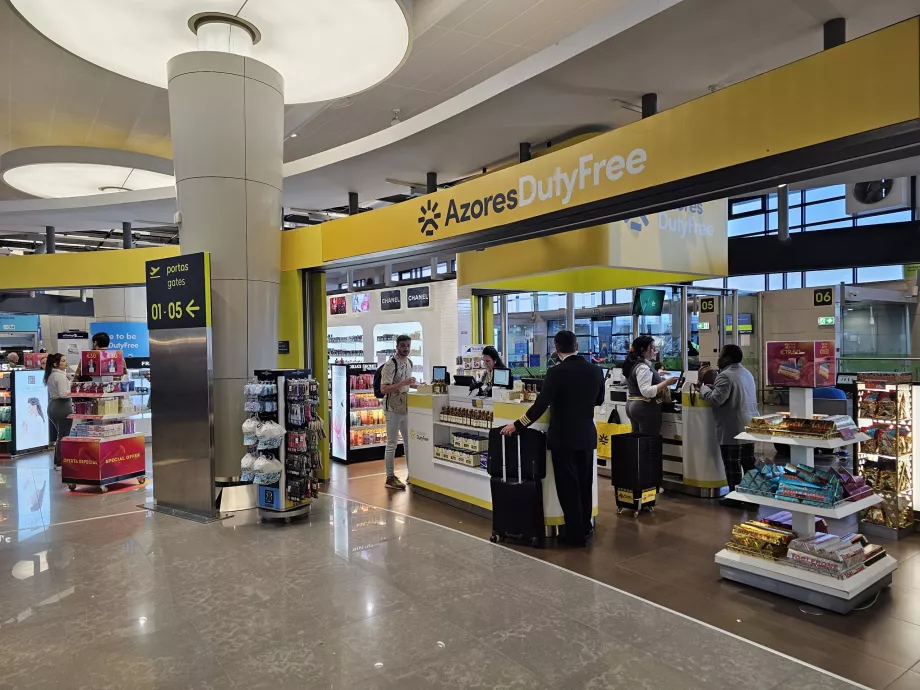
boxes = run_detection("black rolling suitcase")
[610,433,662,517]
[488,428,546,547]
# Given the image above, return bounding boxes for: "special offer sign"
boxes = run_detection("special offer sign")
[61,434,145,482]
[765,341,836,388]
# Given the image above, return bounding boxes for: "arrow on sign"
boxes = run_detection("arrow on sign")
[185,300,200,317]
[149,266,160,278]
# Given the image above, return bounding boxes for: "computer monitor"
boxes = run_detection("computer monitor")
[453,374,475,388]
[432,365,448,381]
[632,288,665,316]
[492,368,511,388]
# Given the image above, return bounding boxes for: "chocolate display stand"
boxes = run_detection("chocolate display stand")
[715,386,896,613]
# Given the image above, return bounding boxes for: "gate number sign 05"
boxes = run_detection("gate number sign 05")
[700,297,715,313]
[813,288,833,307]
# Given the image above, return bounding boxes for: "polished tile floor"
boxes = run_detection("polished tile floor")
[0,447,911,689]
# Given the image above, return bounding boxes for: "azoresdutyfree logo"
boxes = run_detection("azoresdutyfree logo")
[518,148,647,207]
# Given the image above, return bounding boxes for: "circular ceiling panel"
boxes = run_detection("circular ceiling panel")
[0,147,175,199]
[10,0,412,104]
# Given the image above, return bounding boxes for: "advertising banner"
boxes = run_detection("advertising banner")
[89,321,150,358]
[407,286,430,309]
[82,349,124,377]
[13,370,49,453]
[380,290,401,311]
[330,365,348,460]
[766,341,836,388]
[61,434,145,482]
[0,314,39,332]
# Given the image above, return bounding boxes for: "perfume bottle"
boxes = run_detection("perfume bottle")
[108,357,116,374]
[87,358,95,375]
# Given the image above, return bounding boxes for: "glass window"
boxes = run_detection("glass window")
[728,214,766,237]
[856,265,904,283]
[786,272,802,289]
[726,275,765,292]
[856,209,913,226]
[437,262,448,274]
[789,190,802,206]
[805,198,849,225]
[730,197,764,215]
[805,184,846,202]
[805,268,854,287]
[693,278,725,289]
[768,273,784,290]
[422,265,431,277]
[492,296,502,314]
[615,289,632,304]
[805,219,854,232]
[391,272,399,282]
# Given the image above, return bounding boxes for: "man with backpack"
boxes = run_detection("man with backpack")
[379,334,417,490]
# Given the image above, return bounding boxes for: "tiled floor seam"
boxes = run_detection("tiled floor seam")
[317,490,872,690]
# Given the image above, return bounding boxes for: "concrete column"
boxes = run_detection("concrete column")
[168,51,283,479]
[45,226,55,254]
[778,184,790,242]
[92,287,148,322]
[565,293,575,331]
[122,222,133,249]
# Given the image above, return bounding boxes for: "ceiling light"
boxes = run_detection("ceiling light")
[391,109,401,127]
[290,133,299,138]
[11,0,412,104]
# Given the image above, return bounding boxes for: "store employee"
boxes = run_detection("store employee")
[501,330,604,547]
[478,346,511,396]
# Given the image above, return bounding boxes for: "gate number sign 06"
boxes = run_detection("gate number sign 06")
[813,288,833,307]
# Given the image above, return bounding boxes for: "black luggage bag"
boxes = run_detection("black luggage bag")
[488,428,546,547]
[609,433,662,517]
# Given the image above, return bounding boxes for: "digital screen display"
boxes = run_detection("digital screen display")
[632,289,665,316]
[725,313,753,334]
[14,370,49,453]
[492,368,511,387]
[432,366,447,381]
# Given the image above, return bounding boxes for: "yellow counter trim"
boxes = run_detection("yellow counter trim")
[682,479,728,489]
[544,506,599,526]
[681,392,710,408]
[494,402,549,424]
[408,394,433,409]
[408,477,493,510]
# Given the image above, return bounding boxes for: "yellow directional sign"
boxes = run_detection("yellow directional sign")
[145,253,211,330]
[185,300,200,317]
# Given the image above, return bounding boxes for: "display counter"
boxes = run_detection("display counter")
[599,377,726,497]
[406,387,598,530]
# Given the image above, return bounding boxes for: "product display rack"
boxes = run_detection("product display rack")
[244,369,322,522]
[855,373,915,540]
[374,325,425,378]
[715,387,897,614]
[60,351,146,493]
[330,362,402,463]
[0,371,10,457]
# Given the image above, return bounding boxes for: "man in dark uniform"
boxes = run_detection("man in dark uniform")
[501,330,605,547]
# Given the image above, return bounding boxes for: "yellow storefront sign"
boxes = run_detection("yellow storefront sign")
[318,19,920,264]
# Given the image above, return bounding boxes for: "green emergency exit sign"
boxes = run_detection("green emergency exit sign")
[817,316,835,326]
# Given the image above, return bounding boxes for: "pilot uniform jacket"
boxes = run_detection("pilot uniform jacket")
[513,354,605,450]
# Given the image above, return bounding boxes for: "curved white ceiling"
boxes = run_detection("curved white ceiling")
[2,163,175,199]
[9,0,412,104]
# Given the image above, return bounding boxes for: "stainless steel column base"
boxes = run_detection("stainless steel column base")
[215,483,258,512]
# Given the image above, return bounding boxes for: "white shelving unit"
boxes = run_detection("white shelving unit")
[432,457,489,477]
[434,420,490,434]
[715,387,897,613]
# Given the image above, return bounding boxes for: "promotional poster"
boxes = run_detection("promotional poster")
[13,370,48,453]
[60,434,145,482]
[765,341,836,388]
[331,366,347,460]
[81,349,124,377]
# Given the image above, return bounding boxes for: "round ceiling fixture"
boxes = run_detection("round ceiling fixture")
[0,147,175,199]
[10,0,413,104]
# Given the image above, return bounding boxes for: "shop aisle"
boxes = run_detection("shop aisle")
[330,455,920,690]
[0,455,866,690]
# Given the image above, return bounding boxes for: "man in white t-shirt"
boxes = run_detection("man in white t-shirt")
[379,334,417,490]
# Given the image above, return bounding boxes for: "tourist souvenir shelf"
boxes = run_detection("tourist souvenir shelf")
[330,362,401,464]
[373,324,425,379]
[856,372,915,540]
[327,326,366,365]
[714,387,897,613]
[242,369,322,522]
[61,350,146,492]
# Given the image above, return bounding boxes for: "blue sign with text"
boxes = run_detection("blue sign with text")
[0,314,39,332]
[89,321,150,358]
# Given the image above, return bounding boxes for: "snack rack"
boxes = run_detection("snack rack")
[715,387,897,613]
[244,369,322,523]
[856,372,915,540]
[61,350,146,493]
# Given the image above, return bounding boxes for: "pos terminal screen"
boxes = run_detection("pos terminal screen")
[492,368,511,388]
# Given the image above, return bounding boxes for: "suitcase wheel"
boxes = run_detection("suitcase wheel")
[490,533,503,543]
[633,510,640,518]
[648,506,655,514]
[616,507,622,515]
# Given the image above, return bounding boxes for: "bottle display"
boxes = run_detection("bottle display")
[438,406,493,428]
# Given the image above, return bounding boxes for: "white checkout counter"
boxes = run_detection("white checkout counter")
[599,371,727,497]
[407,386,598,532]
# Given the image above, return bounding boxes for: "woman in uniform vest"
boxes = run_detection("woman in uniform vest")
[623,335,678,435]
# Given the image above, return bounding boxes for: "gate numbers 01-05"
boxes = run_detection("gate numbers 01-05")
[813,288,833,307]
[145,252,212,330]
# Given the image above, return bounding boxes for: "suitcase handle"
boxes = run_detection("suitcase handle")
[517,434,522,483]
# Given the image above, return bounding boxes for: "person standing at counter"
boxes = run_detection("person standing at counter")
[380,334,417,491]
[623,336,679,435]
[501,330,604,547]
[697,344,760,507]
[44,354,72,471]
[477,346,510,396]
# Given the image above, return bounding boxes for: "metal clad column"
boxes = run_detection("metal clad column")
[168,52,284,479]
[566,293,575,332]
[45,226,55,254]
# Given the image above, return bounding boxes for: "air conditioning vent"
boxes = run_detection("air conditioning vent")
[846,178,909,214]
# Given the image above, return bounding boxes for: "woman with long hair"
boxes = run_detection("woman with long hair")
[623,336,678,435]
[44,353,72,471]
[480,345,511,396]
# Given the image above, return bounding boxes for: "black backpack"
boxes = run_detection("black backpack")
[373,357,396,399]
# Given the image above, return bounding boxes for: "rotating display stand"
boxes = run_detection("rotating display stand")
[715,387,896,613]
[60,351,146,493]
